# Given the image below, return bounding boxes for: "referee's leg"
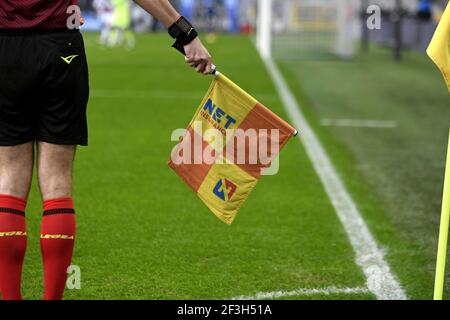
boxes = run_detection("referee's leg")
[37,142,77,300]
[0,142,34,300]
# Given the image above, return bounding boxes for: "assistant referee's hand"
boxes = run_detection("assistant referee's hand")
[184,38,213,75]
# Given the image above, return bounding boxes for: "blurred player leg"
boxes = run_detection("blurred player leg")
[109,0,135,48]
[204,0,218,44]
[100,13,113,45]
[100,25,111,45]
[94,0,114,45]
[125,28,135,50]
[37,142,76,300]
[0,142,33,300]
[108,27,123,47]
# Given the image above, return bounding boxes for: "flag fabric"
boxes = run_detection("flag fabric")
[169,72,296,225]
[427,2,450,92]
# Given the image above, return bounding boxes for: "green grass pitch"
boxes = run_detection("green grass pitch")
[18,33,448,300]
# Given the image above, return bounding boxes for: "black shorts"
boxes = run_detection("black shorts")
[0,29,89,146]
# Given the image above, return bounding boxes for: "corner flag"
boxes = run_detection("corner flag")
[169,72,297,225]
[427,2,450,92]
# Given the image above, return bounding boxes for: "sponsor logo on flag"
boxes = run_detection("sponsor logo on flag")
[213,178,237,201]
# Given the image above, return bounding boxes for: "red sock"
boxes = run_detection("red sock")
[0,195,27,300]
[40,198,76,300]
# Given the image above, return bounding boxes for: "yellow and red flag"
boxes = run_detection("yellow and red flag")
[169,72,296,225]
[427,2,450,92]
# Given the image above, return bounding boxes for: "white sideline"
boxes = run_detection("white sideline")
[262,58,407,300]
[232,287,370,300]
[321,119,398,129]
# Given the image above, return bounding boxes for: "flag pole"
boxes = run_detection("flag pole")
[434,130,450,300]
[210,64,219,76]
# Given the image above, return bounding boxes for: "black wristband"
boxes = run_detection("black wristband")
[168,16,198,55]
[169,16,193,38]
[172,28,198,55]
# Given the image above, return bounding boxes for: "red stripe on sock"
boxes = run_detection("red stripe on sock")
[43,198,74,211]
[0,195,26,212]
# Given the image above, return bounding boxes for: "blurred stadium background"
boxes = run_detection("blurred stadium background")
[21,0,449,300]
[79,0,449,56]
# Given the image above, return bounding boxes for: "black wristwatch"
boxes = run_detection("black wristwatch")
[168,16,198,55]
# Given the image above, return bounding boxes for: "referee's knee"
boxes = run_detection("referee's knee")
[39,180,72,201]
[0,165,33,200]
[39,173,72,200]
[0,185,29,200]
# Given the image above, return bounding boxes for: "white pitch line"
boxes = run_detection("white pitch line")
[321,119,398,129]
[263,57,407,300]
[232,287,370,300]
